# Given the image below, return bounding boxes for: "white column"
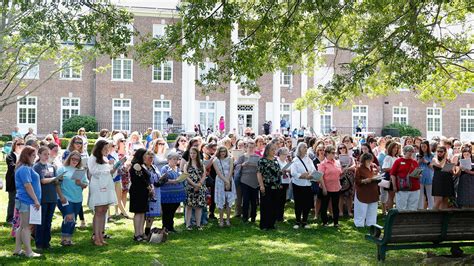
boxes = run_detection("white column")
[300,72,308,127]
[272,71,281,133]
[229,22,239,134]
[182,62,196,132]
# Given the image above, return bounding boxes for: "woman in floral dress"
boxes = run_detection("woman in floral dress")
[184,147,207,230]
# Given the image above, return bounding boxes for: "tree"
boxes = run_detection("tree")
[136,1,473,109]
[0,0,133,111]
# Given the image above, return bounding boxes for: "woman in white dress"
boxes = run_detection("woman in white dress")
[213,146,236,227]
[88,140,120,246]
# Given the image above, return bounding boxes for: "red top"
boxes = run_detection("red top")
[390,157,420,191]
[319,159,343,192]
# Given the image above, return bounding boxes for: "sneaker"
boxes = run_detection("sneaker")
[26,252,41,258]
[334,224,340,228]
[80,220,86,229]
[226,220,231,227]
[293,224,300,229]
[186,226,193,231]
[303,224,310,229]
[197,226,203,231]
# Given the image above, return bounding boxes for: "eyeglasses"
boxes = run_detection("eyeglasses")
[46,138,52,141]
[437,150,445,153]
[158,143,165,146]
[179,139,187,143]
[71,157,81,162]
[74,142,83,145]
[17,143,25,146]
[338,146,347,150]
[329,151,336,154]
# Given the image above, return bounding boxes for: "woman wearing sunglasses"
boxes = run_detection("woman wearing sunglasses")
[62,136,88,229]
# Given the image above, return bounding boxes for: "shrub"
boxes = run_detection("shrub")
[383,123,422,137]
[0,135,12,142]
[62,115,97,133]
[59,138,70,149]
[167,133,178,141]
[63,132,76,138]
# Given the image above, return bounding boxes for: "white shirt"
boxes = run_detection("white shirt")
[290,155,316,187]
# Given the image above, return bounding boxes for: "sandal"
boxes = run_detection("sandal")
[133,235,143,242]
[13,250,25,256]
[60,240,72,246]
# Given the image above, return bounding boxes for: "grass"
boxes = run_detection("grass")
[0,160,471,265]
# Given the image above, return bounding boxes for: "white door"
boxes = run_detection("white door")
[238,104,257,133]
[460,109,474,141]
[17,97,37,135]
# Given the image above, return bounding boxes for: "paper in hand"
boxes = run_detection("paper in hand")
[281,162,292,171]
[441,163,455,173]
[310,171,323,182]
[71,169,86,180]
[29,205,42,225]
[460,159,472,170]
[175,172,189,182]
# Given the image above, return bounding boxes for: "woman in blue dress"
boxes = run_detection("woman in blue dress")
[417,140,434,209]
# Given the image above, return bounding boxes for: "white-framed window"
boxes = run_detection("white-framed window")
[352,105,368,134]
[112,58,133,81]
[18,60,39,79]
[280,67,293,87]
[426,107,442,139]
[197,61,217,84]
[112,99,131,131]
[61,98,80,133]
[60,59,82,80]
[393,106,408,125]
[153,100,171,130]
[152,61,173,83]
[460,108,474,141]
[320,105,333,135]
[17,96,37,133]
[199,101,216,130]
[153,24,166,38]
[280,104,291,127]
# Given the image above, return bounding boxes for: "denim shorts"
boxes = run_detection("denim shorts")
[15,199,30,213]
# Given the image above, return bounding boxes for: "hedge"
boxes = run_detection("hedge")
[62,115,97,133]
[166,133,178,141]
[63,131,99,139]
[383,123,422,137]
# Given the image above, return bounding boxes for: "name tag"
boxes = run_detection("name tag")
[400,162,406,165]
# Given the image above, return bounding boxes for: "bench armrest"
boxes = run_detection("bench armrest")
[369,224,383,238]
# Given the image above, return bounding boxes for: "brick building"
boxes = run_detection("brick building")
[0,3,473,141]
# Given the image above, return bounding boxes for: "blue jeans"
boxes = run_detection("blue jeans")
[35,202,57,248]
[57,200,82,237]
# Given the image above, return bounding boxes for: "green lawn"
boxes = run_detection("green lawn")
[0,160,469,265]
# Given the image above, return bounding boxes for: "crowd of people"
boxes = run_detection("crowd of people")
[3,125,474,257]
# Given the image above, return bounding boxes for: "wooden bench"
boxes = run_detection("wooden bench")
[366,209,474,261]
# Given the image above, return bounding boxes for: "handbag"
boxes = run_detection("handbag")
[148,227,168,243]
[298,156,319,193]
[397,161,415,191]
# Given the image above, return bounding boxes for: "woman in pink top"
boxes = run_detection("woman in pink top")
[318,145,343,227]
[219,116,225,134]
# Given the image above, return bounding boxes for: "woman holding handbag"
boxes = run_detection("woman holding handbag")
[390,145,420,211]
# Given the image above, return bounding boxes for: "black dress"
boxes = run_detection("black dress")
[129,164,151,213]
[432,165,455,197]
[457,158,474,206]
